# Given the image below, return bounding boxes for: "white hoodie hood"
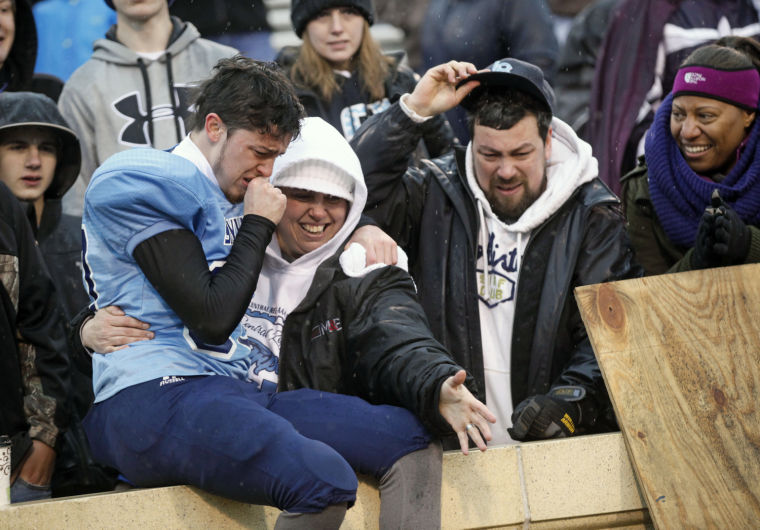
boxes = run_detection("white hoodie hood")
[266,117,367,273]
[241,117,367,391]
[465,116,598,445]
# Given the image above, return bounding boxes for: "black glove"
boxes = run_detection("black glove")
[508,387,583,441]
[713,204,751,264]
[692,209,720,269]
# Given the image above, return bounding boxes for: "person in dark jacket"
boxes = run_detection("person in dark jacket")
[351,58,642,445]
[420,0,559,143]
[374,0,430,72]
[0,92,85,324]
[0,0,35,92]
[0,91,89,405]
[248,117,494,527]
[0,0,64,100]
[0,180,70,503]
[277,0,454,158]
[170,0,273,60]
[621,38,760,276]
[0,91,118,497]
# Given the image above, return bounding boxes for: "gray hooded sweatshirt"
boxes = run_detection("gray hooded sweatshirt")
[58,18,236,215]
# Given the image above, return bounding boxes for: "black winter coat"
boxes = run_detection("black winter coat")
[30,200,93,416]
[277,250,463,436]
[0,182,70,473]
[31,201,88,323]
[351,104,642,430]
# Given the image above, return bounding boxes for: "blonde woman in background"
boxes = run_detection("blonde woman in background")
[276,0,455,159]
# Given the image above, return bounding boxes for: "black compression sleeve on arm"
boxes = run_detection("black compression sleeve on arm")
[133,214,275,344]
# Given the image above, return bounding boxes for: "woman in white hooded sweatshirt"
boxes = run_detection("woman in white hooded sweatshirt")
[238,117,495,527]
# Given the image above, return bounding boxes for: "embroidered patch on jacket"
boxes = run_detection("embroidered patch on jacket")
[311,318,343,340]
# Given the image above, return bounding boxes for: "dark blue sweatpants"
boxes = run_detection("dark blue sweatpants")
[83,375,430,513]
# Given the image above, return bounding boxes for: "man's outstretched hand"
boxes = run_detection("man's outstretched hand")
[439,369,496,454]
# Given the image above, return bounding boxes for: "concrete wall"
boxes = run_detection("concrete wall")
[0,433,651,529]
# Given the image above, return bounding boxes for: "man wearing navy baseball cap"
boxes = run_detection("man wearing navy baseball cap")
[352,58,642,446]
[58,0,237,216]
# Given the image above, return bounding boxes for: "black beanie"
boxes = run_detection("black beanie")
[291,0,374,38]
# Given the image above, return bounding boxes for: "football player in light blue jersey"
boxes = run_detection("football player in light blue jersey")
[79,56,407,527]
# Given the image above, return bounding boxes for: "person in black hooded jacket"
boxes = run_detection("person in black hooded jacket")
[0,180,70,503]
[0,92,84,324]
[0,0,63,100]
[0,91,118,497]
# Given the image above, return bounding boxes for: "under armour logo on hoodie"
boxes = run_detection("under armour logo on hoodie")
[112,85,193,146]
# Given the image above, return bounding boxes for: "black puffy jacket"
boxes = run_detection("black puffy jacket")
[351,103,642,431]
[277,249,464,436]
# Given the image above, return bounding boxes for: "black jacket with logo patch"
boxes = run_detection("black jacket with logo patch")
[277,250,464,436]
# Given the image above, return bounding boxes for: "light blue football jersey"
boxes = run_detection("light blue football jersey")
[82,148,251,402]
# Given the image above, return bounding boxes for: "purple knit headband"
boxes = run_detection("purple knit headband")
[672,66,760,110]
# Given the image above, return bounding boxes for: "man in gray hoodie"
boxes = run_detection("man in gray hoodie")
[58,0,237,216]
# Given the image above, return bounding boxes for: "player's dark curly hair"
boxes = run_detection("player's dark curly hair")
[189,56,305,139]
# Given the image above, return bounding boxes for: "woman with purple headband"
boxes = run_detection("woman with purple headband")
[621,37,760,275]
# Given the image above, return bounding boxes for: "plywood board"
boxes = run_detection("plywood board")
[575,264,760,529]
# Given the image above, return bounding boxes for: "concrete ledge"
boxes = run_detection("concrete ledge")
[0,433,650,529]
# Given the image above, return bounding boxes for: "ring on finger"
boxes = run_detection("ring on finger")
[465,423,474,431]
